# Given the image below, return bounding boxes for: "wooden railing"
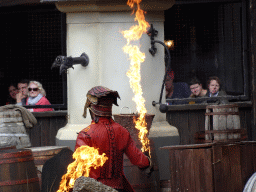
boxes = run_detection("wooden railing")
[26,111,67,147]
[166,101,253,145]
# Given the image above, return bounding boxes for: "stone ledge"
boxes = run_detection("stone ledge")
[55,0,175,13]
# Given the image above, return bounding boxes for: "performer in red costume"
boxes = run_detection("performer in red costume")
[75,86,153,192]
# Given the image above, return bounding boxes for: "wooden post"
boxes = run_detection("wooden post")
[216,107,227,140]
[205,108,211,141]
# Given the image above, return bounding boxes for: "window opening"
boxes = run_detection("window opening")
[164,0,248,105]
[0,5,67,110]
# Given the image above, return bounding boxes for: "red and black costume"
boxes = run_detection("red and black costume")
[75,117,149,191]
[75,86,151,192]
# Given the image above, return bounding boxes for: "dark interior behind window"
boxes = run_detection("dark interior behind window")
[164,0,248,103]
[0,4,66,108]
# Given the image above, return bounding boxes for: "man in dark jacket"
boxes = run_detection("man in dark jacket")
[75,86,153,192]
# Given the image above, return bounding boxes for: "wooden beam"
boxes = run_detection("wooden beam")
[0,0,41,7]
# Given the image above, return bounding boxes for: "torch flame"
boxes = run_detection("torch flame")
[122,0,151,157]
[57,145,108,192]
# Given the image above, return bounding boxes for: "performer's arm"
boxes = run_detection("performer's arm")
[124,135,150,169]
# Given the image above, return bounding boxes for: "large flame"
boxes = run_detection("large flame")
[122,0,151,156]
[57,145,108,192]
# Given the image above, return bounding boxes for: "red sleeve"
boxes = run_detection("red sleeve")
[124,135,150,169]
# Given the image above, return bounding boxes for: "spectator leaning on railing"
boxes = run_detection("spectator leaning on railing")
[205,76,229,104]
[6,83,18,105]
[25,81,53,112]
[16,79,30,106]
[188,77,207,104]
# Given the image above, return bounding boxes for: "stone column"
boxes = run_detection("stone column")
[55,0,179,151]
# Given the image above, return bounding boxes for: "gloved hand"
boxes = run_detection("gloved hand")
[139,155,154,177]
[144,156,154,177]
[143,150,150,157]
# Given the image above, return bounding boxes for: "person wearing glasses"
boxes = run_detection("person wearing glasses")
[16,79,30,106]
[26,81,53,112]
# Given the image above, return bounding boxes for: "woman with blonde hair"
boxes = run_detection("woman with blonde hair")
[26,81,53,112]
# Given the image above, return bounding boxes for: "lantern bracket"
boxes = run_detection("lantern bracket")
[147,24,171,113]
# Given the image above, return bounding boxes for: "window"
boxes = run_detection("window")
[164,0,248,104]
[0,4,67,109]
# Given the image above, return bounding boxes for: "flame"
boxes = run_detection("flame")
[122,0,151,157]
[57,145,108,192]
[165,40,174,50]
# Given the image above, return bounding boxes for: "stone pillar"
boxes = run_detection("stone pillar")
[55,0,178,151]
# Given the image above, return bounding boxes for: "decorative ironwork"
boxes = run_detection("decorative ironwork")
[51,53,89,75]
[147,24,171,113]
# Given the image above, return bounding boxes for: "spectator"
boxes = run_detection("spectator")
[16,79,29,106]
[165,70,191,105]
[188,78,207,104]
[165,69,175,99]
[6,83,18,105]
[206,76,228,104]
[26,81,53,112]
